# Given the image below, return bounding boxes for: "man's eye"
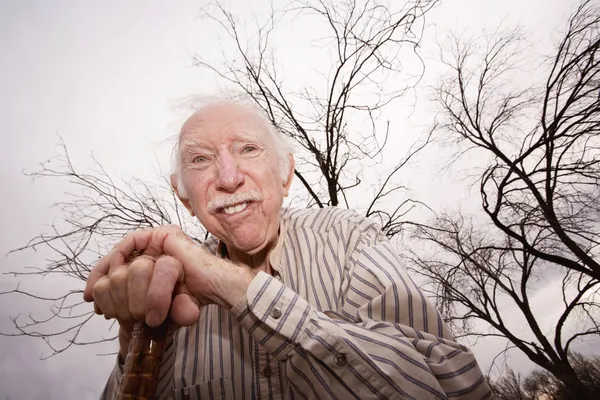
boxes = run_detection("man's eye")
[242,146,257,153]
[192,155,208,163]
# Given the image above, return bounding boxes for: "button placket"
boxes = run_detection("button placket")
[254,343,270,399]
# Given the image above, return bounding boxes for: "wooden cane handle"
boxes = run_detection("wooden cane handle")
[117,322,169,400]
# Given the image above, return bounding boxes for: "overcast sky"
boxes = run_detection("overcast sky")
[0,0,589,399]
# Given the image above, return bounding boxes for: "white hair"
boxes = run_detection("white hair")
[171,98,295,199]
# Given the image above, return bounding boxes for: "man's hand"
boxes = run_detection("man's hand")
[83,225,255,352]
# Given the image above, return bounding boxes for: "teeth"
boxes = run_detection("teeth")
[223,202,248,215]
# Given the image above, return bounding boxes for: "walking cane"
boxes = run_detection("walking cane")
[117,321,169,400]
[116,250,170,400]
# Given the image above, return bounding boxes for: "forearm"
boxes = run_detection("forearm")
[232,272,490,399]
[288,321,488,399]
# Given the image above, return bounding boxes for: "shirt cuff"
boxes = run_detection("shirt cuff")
[231,271,314,360]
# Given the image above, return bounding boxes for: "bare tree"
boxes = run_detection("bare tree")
[2,0,438,357]
[408,1,600,398]
[490,353,600,400]
[1,138,204,357]
[489,369,526,400]
[193,0,438,236]
[410,215,599,398]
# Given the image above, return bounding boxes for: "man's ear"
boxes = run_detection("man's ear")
[282,154,295,197]
[170,174,195,216]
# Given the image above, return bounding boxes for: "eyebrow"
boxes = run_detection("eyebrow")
[180,134,264,153]
[180,139,208,152]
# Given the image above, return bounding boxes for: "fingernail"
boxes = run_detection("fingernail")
[146,310,161,327]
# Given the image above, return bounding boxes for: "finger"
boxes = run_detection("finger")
[159,227,203,269]
[145,255,184,327]
[84,253,112,302]
[85,229,151,303]
[92,276,116,319]
[112,226,194,269]
[108,266,131,321]
[127,256,155,321]
[111,228,157,266]
[169,293,201,327]
[86,228,157,304]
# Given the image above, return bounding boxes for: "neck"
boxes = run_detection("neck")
[227,237,278,275]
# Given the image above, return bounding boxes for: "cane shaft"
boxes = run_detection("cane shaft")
[117,322,168,400]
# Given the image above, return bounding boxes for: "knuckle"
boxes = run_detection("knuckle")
[129,303,146,322]
[130,304,145,319]
[157,254,182,267]
[108,268,128,287]
[130,297,147,315]
[92,277,110,297]
[166,224,184,236]
[155,257,182,280]
[129,256,155,271]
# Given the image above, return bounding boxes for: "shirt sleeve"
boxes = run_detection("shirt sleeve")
[99,336,177,400]
[98,357,124,400]
[231,226,491,399]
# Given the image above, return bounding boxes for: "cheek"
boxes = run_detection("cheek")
[262,162,284,189]
[184,174,210,207]
[262,186,284,209]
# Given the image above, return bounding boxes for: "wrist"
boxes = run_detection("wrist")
[212,263,255,310]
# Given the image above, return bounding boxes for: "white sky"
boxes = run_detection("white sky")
[0,0,586,399]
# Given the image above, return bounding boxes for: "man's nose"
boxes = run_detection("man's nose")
[215,152,245,192]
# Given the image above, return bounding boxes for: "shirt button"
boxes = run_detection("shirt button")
[271,307,282,319]
[275,274,282,281]
[263,366,272,377]
[334,353,347,367]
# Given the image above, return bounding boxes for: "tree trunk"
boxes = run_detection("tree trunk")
[553,365,593,400]
[328,179,338,207]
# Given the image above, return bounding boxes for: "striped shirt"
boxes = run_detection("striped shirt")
[101,207,490,399]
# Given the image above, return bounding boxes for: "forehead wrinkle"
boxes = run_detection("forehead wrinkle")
[179,138,208,154]
[178,111,275,155]
[230,131,268,145]
[182,130,269,149]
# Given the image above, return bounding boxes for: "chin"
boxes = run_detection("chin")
[228,231,274,254]
[233,240,269,255]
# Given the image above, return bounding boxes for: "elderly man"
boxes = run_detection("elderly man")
[85,101,490,399]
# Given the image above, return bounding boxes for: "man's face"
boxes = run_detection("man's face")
[176,104,293,254]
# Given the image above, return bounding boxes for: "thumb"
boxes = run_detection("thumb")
[169,293,201,327]
[160,229,212,272]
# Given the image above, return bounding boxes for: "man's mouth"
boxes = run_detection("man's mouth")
[219,201,250,215]
[208,190,263,215]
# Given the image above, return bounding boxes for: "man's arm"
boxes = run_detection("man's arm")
[230,221,491,399]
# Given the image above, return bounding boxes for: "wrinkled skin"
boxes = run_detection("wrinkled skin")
[84,102,294,358]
